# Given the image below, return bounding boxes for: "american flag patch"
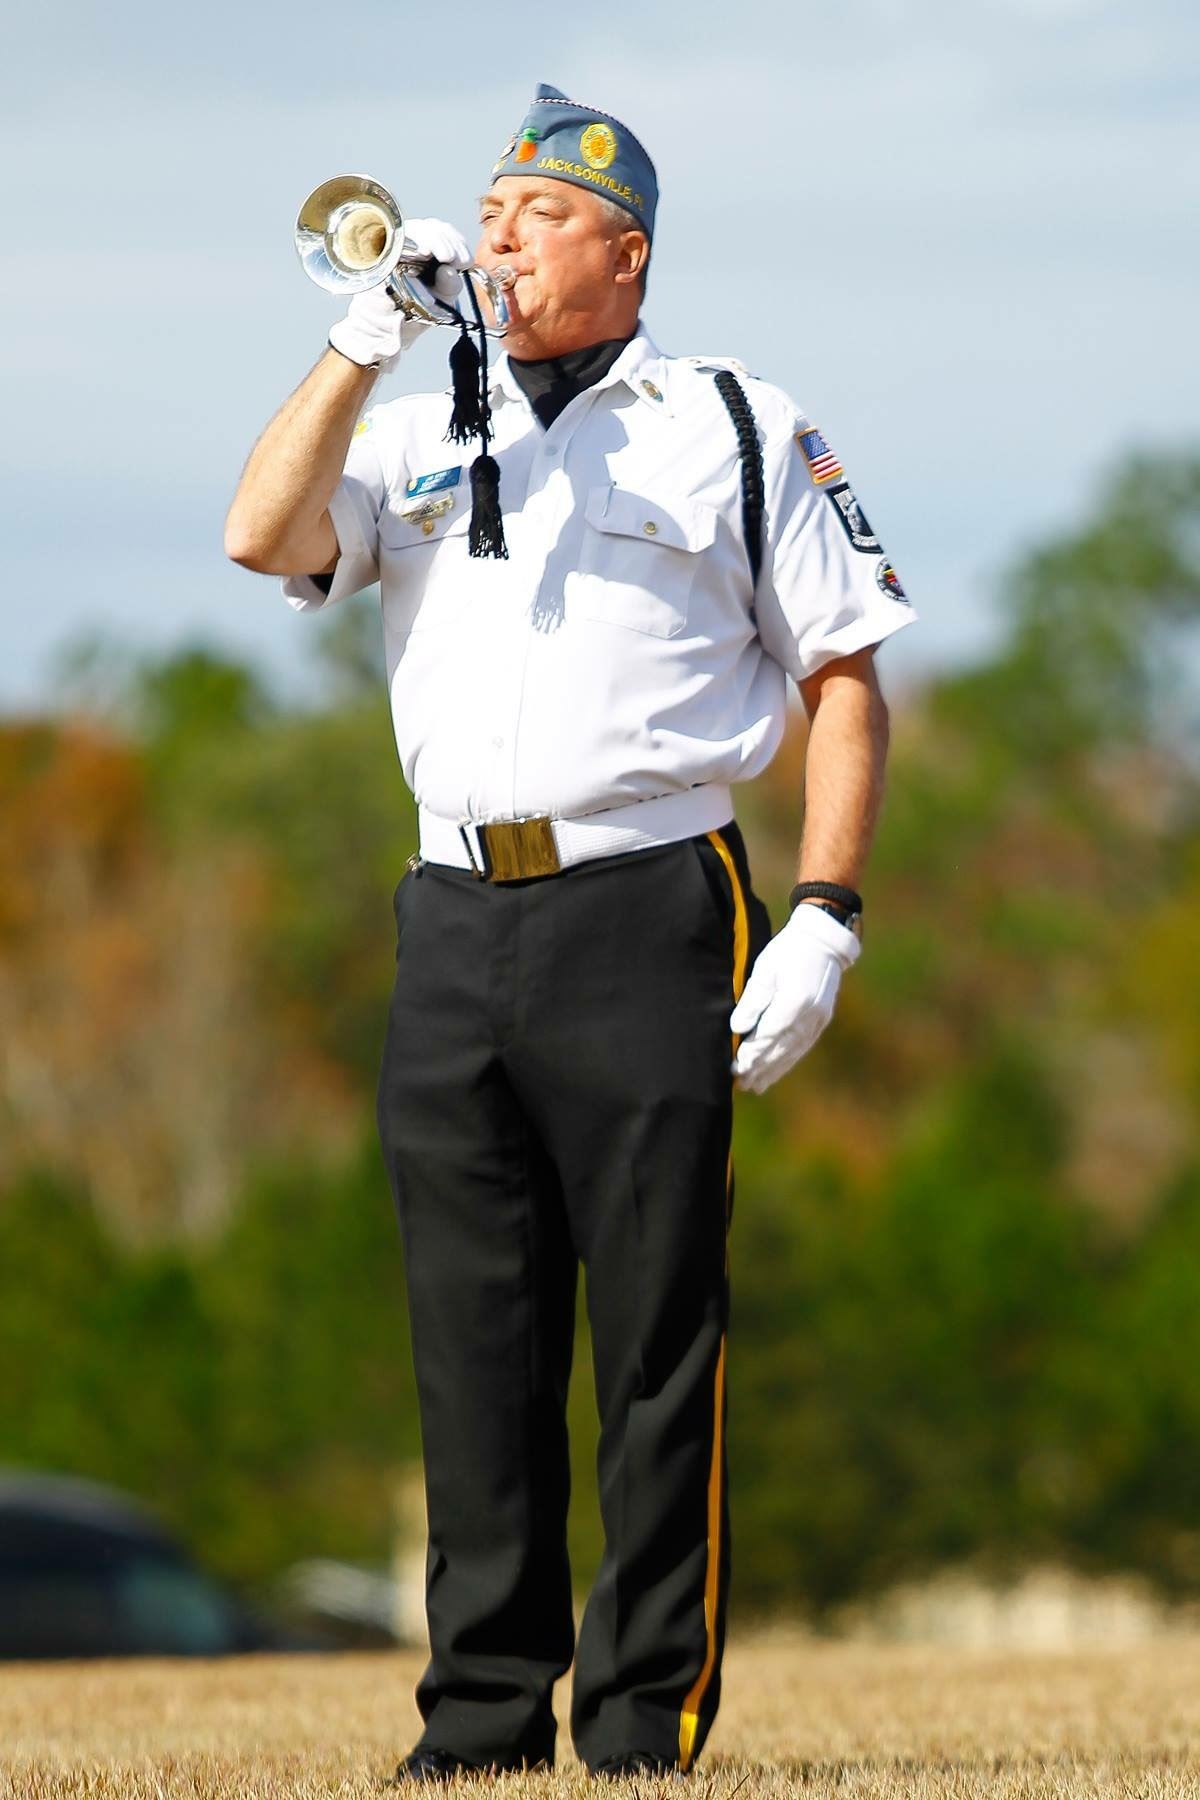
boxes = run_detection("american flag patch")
[795,428,844,486]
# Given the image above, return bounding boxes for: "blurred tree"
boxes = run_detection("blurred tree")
[0,708,358,1243]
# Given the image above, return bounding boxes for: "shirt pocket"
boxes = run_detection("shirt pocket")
[378,493,473,634]
[573,484,717,638]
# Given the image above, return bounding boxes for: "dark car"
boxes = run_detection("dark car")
[0,1470,311,1659]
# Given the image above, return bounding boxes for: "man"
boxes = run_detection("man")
[226,82,914,1781]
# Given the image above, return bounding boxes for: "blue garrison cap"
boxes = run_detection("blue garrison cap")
[489,82,658,240]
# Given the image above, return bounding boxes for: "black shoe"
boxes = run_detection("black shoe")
[392,1747,478,1784]
[393,1746,552,1784]
[590,1753,684,1781]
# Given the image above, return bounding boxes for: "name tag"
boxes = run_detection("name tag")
[405,465,462,499]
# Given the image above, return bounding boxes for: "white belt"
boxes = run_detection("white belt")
[418,786,734,881]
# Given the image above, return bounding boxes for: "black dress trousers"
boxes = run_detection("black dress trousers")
[376,821,771,1772]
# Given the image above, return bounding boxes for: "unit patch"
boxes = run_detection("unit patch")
[580,122,618,169]
[876,558,908,602]
[795,427,844,486]
[826,482,881,555]
[405,466,462,499]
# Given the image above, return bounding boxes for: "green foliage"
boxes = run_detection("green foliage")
[0,1136,416,1582]
[0,1169,223,1525]
[933,450,1200,763]
[729,1053,1084,1605]
[200,1135,418,1576]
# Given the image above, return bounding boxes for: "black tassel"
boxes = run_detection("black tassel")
[468,454,508,559]
[446,326,482,445]
[458,275,505,558]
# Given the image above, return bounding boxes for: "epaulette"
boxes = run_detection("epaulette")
[680,354,758,379]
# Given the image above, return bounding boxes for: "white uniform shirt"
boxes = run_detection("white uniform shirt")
[283,325,915,825]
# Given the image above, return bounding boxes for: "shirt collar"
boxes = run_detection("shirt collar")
[487,321,675,418]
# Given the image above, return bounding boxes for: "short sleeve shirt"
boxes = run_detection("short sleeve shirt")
[283,326,915,824]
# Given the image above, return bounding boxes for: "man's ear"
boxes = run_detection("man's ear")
[614,230,650,286]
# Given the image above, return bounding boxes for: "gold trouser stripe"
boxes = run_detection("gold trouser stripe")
[679,828,750,1771]
[707,830,751,1021]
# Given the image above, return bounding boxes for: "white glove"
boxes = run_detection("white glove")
[730,902,861,1094]
[327,218,471,369]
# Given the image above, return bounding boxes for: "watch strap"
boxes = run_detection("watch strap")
[788,880,863,916]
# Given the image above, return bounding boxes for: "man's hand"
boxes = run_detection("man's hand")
[328,219,472,369]
[730,903,861,1094]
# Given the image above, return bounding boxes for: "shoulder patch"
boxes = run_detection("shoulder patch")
[876,558,909,603]
[794,427,843,486]
[825,481,881,555]
[353,411,375,438]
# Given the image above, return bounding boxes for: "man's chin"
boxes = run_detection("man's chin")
[502,312,568,360]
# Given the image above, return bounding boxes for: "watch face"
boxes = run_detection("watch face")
[832,905,863,941]
[804,900,863,940]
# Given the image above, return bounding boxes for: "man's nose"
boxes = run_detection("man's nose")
[483,212,519,257]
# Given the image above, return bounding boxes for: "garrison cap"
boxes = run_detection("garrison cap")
[489,82,658,241]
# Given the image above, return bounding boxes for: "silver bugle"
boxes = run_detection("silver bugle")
[295,174,511,337]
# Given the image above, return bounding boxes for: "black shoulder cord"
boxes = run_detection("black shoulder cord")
[713,372,864,928]
[712,369,764,604]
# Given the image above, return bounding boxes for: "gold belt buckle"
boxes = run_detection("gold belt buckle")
[478,816,562,882]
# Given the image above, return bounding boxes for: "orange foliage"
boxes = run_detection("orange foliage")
[0,722,357,1243]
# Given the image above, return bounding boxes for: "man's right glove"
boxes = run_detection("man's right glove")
[328,218,472,370]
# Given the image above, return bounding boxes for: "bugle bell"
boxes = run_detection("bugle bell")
[294,174,512,337]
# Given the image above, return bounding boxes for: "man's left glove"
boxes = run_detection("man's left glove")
[327,218,472,369]
[730,903,861,1094]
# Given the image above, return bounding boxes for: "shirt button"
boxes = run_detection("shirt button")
[643,521,658,536]
[492,735,504,749]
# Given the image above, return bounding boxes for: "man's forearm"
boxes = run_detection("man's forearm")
[224,349,377,575]
[796,653,890,890]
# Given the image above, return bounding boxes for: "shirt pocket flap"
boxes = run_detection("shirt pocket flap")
[584,485,717,553]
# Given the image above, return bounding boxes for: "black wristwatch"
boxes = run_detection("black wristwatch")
[804,900,863,940]
[789,881,864,942]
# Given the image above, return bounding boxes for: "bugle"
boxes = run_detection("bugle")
[294,174,512,336]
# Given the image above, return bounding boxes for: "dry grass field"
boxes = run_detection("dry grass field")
[4,1631,1200,1800]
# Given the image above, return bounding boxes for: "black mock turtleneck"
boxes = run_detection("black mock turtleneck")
[507,336,634,430]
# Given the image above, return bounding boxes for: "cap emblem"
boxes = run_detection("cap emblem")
[580,122,618,170]
[515,126,541,164]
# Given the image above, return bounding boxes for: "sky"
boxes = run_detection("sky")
[5,0,1197,710]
